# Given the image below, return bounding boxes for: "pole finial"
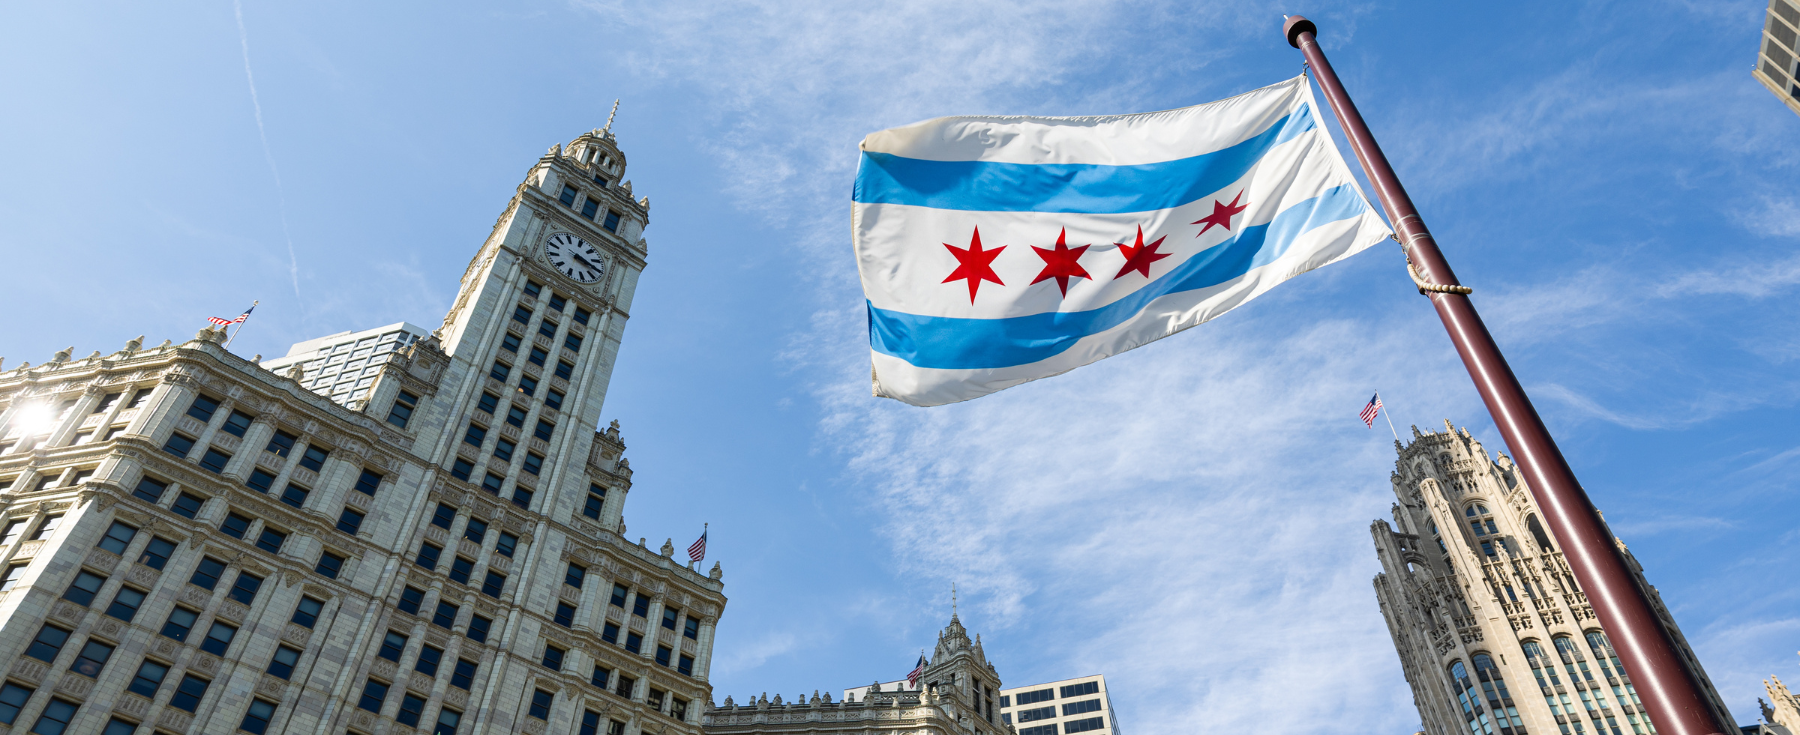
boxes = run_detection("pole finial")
[1283,14,1316,49]
[951,583,958,618]
[603,99,620,132]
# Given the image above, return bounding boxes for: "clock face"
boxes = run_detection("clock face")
[543,233,607,283]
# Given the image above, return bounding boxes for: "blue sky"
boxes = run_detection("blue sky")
[3,1,1797,732]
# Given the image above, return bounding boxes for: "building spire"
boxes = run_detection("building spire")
[951,583,958,620]
[603,99,620,133]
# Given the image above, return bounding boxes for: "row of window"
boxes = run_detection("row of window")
[1017,718,1106,735]
[131,472,357,577]
[557,185,624,232]
[0,387,150,456]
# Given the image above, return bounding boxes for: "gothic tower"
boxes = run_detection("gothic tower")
[1370,421,1734,735]
[0,122,721,735]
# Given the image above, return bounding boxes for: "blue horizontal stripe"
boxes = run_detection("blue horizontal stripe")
[853,105,1315,214]
[868,184,1367,370]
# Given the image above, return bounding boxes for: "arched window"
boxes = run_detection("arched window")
[1551,636,1628,735]
[1584,632,1653,735]
[1465,505,1506,557]
[1450,657,1524,735]
[1525,515,1555,552]
[1449,661,1492,735]
[1431,519,1448,554]
[1523,640,1583,735]
[1474,654,1525,734]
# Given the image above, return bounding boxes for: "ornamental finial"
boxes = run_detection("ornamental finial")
[603,99,620,133]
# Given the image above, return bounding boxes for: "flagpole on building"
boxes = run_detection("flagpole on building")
[1378,392,1400,443]
[1283,16,1725,735]
[223,301,259,350]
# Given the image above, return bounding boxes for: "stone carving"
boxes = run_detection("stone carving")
[10,659,46,686]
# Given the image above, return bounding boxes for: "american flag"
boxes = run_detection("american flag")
[1359,393,1383,427]
[687,526,707,563]
[906,654,927,688]
[207,304,255,327]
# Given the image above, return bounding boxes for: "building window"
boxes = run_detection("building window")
[200,621,237,655]
[489,361,511,382]
[129,659,169,696]
[545,389,564,410]
[1060,681,1099,697]
[171,492,205,518]
[357,679,389,712]
[614,675,635,699]
[414,645,443,677]
[451,659,478,690]
[450,459,474,481]
[378,631,408,661]
[506,405,529,427]
[337,508,366,535]
[648,688,666,710]
[190,556,228,589]
[92,392,121,414]
[574,307,591,325]
[481,571,506,598]
[468,615,492,643]
[449,556,475,585]
[510,486,534,509]
[543,644,565,671]
[265,430,297,457]
[280,483,309,508]
[477,392,500,414]
[132,476,168,503]
[0,684,30,724]
[580,198,600,220]
[28,515,60,541]
[463,518,488,543]
[526,346,548,367]
[493,438,515,462]
[1018,706,1057,723]
[399,586,426,615]
[496,532,518,558]
[481,473,504,495]
[162,433,196,458]
[221,410,254,437]
[160,607,199,642]
[63,571,106,606]
[513,305,534,325]
[245,469,277,493]
[583,486,606,519]
[591,667,609,689]
[228,572,263,604]
[30,698,77,734]
[529,689,554,720]
[417,543,443,570]
[291,596,324,628]
[267,646,301,679]
[678,654,694,676]
[433,601,459,629]
[564,333,583,352]
[625,632,643,654]
[603,210,621,232]
[1016,688,1054,705]
[501,333,522,353]
[126,388,153,409]
[610,584,629,608]
[431,503,457,529]
[298,445,329,471]
[316,551,345,579]
[655,645,672,667]
[387,391,419,429]
[138,536,176,569]
[436,708,463,735]
[68,638,114,677]
[396,694,427,726]
[522,453,543,475]
[1063,699,1103,716]
[602,622,620,644]
[198,448,231,473]
[661,606,679,630]
[554,360,574,380]
[554,602,576,628]
[559,185,578,206]
[566,563,586,589]
[533,421,555,442]
[538,320,559,339]
[221,512,252,539]
[186,395,221,423]
[631,593,650,618]
[518,375,538,397]
[240,699,278,735]
[105,587,147,622]
[684,617,700,640]
[1064,718,1106,734]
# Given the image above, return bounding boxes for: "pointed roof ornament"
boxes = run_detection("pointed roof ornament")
[602,98,620,137]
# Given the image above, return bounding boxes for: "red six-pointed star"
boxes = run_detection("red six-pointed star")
[1193,189,1248,236]
[1030,228,1092,296]
[941,226,1006,303]
[1114,225,1172,280]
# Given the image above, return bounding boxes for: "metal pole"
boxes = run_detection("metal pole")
[1282,15,1725,735]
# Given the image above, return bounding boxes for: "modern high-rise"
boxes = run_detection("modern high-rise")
[0,122,726,734]
[997,675,1119,735]
[1370,421,1735,735]
[1754,0,1800,117]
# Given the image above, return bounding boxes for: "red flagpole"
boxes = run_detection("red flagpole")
[1281,15,1726,735]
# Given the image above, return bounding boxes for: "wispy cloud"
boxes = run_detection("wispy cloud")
[232,0,302,300]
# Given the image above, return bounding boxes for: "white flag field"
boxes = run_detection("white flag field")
[852,75,1394,407]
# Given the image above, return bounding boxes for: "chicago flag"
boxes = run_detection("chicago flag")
[853,75,1392,406]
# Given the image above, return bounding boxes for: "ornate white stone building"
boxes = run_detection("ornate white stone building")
[702,615,1009,735]
[1371,421,1736,735]
[0,123,725,734]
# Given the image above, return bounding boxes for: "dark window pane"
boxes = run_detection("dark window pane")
[554,602,575,627]
[199,621,236,655]
[448,556,474,585]
[378,631,408,661]
[63,571,105,606]
[462,518,487,543]
[554,361,574,380]
[279,484,309,508]
[31,698,77,734]
[220,513,251,539]
[221,410,254,437]
[132,477,168,504]
[245,469,276,493]
[510,487,533,509]
[386,391,418,429]
[240,699,277,735]
[355,469,383,496]
[543,645,564,671]
[496,532,518,558]
[129,660,168,696]
[357,679,389,712]
[476,393,499,414]
[198,448,231,473]
[467,616,491,643]
[297,445,328,472]
[397,694,426,726]
[398,586,425,615]
[267,646,301,680]
[190,557,227,590]
[105,587,146,622]
[292,597,323,628]
[138,537,176,569]
[315,552,344,579]
[416,543,442,571]
[603,210,621,232]
[265,431,297,457]
[0,683,30,724]
[415,645,443,676]
[450,459,474,481]
[160,608,197,642]
[431,503,457,529]
[69,639,114,677]
[337,508,365,535]
[162,433,196,458]
[228,573,262,605]
[544,390,564,410]
[451,659,478,690]
[481,572,505,598]
[186,395,220,422]
[566,563,586,589]
[171,492,204,519]
[529,689,553,719]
